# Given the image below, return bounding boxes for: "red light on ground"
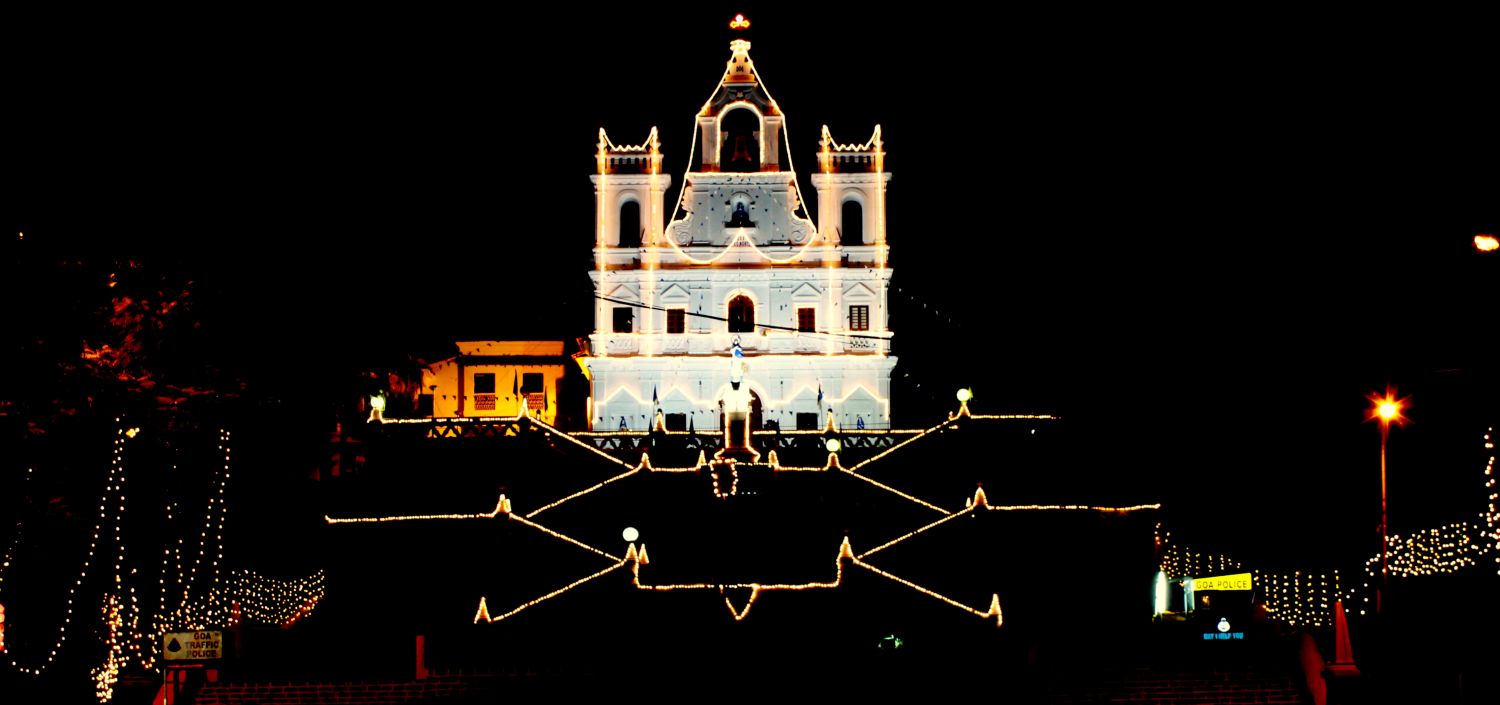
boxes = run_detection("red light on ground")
[1476,234,1498,252]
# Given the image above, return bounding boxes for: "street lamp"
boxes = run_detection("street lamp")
[1367,388,1407,613]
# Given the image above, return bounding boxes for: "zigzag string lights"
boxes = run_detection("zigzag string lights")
[323,495,620,562]
[472,536,1004,627]
[336,418,1145,631]
[858,489,1160,561]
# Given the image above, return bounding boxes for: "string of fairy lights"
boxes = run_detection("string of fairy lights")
[1484,428,1497,576]
[343,415,1151,631]
[1157,428,1499,626]
[5,426,118,676]
[4,426,327,702]
[224,570,326,628]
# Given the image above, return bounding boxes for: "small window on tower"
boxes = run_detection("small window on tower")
[473,373,496,394]
[796,412,820,431]
[665,413,687,431]
[521,373,544,394]
[797,307,816,333]
[849,305,870,331]
[667,308,686,334]
[613,307,634,333]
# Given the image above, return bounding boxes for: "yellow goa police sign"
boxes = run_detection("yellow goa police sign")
[1190,573,1253,591]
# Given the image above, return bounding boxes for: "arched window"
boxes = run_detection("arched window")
[719,109,761,173]
[618,200,641,248]
[841,200,864,246]
[727,295,755,333]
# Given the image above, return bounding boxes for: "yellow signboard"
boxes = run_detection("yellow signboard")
[1190,573,1253,591]
[163,630,222,661]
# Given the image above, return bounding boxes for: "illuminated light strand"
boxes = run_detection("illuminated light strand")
[222,570,326,628]
[819,124,882,154]
[474,561,627,624]
[97,425,142,702]
[91,595,125,703]
[0,467,32,590]
[846,418,954,474]
[851,559,996,622]
[6,425,122,675]
[1482,428,1497,576]
[507,514,622,562]
[526,469,641,518]
[985,503,1162,513]
[325,494,511,524]
[838,468,950,515]
[624,537,846,621]
[629,537,1000,625]
[1361,518,1491,578]
[858,507,974,559]
[711,461,739,498]
[654,43,826,267]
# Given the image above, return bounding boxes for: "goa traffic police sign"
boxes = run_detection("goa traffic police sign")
[163,630,222,661]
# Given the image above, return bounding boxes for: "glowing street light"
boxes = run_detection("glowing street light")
[1475,234,1498,252]
[1367,387,1407,613]
[955,388,973,418]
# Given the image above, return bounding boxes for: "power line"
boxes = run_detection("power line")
[594,294,889,341]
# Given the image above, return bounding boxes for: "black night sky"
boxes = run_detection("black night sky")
[9,4,1498,567]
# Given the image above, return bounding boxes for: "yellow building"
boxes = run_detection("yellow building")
[422,341,567,425]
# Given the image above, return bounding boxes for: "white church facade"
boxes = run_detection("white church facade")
[583,38,896,432]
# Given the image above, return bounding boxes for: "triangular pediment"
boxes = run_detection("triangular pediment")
[790,282,822,299]
[843,282,877,300]
[659,283,691,302]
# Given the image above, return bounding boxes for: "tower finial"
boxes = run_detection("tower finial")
[729,13,751,31]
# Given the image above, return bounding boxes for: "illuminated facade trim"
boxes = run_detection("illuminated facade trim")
[585,38,896,431]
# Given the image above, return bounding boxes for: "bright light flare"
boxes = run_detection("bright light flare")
[1476,234,1498,252]
[729,13,750,30]
[1367,388,1408,427]
[956,388,973,403]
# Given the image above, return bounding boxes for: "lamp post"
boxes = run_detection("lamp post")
[1368,389,1406,614]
